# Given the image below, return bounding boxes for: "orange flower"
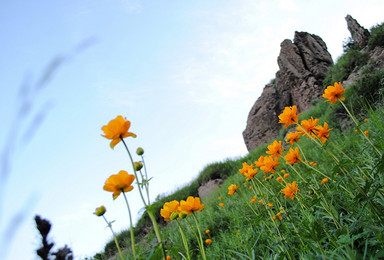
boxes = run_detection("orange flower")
[179,196,205,215]
[255,155,265,168]
[284,147,301,165]
[103,170,135,200]
[278,105,301,128]
[239,162,258,180]
[258,199,263,204]
[275,212,283,220]
[321,178,329,185]
[286,131,301,145]
[250,198,256,203]
[267,203,273,207]
[266,140,284,158]
[315,122,332,143]
[260,156,281,174]
[160,200,180,221]
[276,176,284,182]
[228,184,239,195]
[281,181,300,200]
[309,161,317,166]
[205,238,212,244]
[101,116,137,148]
[322,82,345,104]
[219,202,224,207]
[297,117,319,137]
[364,130,369,136]
[364,118,368,122]
[205,229,210,234]
[284,173,290,178]
[166,256,171,260]
[218,196,222,200]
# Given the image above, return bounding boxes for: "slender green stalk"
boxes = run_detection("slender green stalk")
[102,216,125,260]
[176,219,191,260]
[122,192,136,259]
[121,138,147,206]
[192,213,207,260]
[185,218,205,260]
[340,100,382,156]
[121,138,166,259]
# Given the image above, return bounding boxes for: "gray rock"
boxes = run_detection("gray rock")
[243,31,332,151]
[345,14,370,48]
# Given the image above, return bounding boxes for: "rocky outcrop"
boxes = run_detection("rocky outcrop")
[345,15,370,48]
[198,179,223,198]
[243,31,333,151]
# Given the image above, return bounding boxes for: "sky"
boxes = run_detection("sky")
[1,0,384,259]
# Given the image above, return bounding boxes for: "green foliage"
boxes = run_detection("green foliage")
[368,22,384,50]
[323,49,369,86]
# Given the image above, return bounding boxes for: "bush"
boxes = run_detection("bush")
[368,22,384,50]
[323,49,369,86]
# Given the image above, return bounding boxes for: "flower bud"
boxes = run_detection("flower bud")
[136,147,144,155]
[178,211,189,219]
[134,162,143,171]
[94,206,106,216]
[170,212,179,221]
[308,190,314,195]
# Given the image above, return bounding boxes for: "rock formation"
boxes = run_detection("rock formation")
[345,14,370,48]
[198,178,223,198]
[243,31,333,151]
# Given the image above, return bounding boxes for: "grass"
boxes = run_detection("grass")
[92,24,384,260]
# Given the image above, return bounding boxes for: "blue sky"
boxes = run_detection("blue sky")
[1,0,384,259]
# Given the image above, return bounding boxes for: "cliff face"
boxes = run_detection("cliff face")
[243,15,380,152]
[243,31,333,151]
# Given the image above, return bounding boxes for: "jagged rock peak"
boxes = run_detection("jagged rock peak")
[243,31,332,151]
[345,14,370,48]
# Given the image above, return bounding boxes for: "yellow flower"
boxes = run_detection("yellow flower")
[179,196,205,215]
[255,155,265,168]
[260,156,281,174]
[309,161,317,166]
[239,162,258,180]
[284,147,301,165]
[321,178,329,185]
[93,206,106,217]
[160,200,180,221]
[278,105,301,128]
[286,131,301,145]
[266,140,284,158]
[103,170,135,200]
[101,116,136,148]
[322,82,345,104]
[315,122,332,143]
[228,184,239,195]
[219,202,224,207]
[205,238,212,244]
[281,181,300,200]
[297,117,319,137]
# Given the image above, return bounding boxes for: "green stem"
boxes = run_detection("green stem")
[122,192,136,259]
[192,213,207,260]
[103,216,125,260]
[340,100,382,156]
[121,138,147,207]
[147,207,166,260]
[176,219,191,260]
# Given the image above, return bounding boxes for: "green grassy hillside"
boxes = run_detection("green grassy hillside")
[92,22,384,260]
